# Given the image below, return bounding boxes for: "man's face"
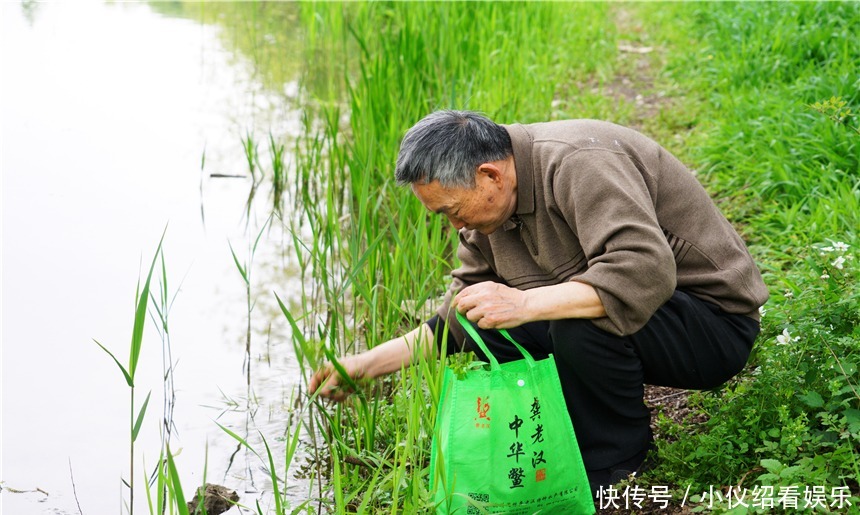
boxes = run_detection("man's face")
[411,168,513,235]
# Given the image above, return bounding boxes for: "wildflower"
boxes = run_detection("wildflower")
[776,328,799,345]
[833,241,849,252]
[832,256,846,270]
[784,290,794,298]
[759,306,767,317]
[821,246,835,252]
[821,273,830,280]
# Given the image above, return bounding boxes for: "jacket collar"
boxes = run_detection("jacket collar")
[502,123,535,229]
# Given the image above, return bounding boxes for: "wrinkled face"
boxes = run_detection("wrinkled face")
[411,165,515,235]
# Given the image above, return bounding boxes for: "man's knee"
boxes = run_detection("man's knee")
[697,338,754,389]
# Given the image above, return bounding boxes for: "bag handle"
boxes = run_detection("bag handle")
[455,311,537,370]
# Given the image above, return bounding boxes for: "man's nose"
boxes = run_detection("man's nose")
[447,215,466,230]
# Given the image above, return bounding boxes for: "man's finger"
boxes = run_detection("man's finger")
[309,365,334,393]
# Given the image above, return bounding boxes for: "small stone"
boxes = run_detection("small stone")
[187,483,239,515]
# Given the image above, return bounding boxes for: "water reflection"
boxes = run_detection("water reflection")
[2,1,313,513]
[19,0,41,26]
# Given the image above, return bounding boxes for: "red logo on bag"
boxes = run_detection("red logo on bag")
[535,468,546,482]
[476,396,491,421]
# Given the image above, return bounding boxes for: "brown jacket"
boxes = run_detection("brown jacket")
[436,120,768,342]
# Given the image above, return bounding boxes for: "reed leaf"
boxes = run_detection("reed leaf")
[228,242,249,285]
[129,229,166,380]
[260,433,284,514]
[215,421,262,461]
[165,447,190,515]
[132,390,151,443]
[93,338,133,387]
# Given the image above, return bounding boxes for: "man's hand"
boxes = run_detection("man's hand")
[453,282,530,329]
[308,354,368,402]
[454,280,607,329]
[307,325,435,403]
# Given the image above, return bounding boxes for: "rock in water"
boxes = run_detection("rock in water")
[187,483,240,515]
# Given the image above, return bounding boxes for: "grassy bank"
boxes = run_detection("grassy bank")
[284,4,625,512]
[284,2,859,512]
[631,1,860,503]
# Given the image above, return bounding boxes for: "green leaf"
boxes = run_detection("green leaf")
[780,465,801,479]
[760,458,784,474]
[132,390,152,442]
[228,241,248,284]
[273,291,311,365]
[93,339,133,387]
[215,422,262,461]
[798,391,824,408]
[260,433,283,514]
[166,447,189,515]
[130,228,166,380]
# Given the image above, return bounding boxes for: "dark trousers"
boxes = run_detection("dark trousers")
[429,290,760,487]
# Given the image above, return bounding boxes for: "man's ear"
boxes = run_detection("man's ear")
[476,162,503,185]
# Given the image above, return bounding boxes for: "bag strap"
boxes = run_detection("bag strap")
[455,311,537,370]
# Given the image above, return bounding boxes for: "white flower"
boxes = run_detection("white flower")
[832,256,846,270]
[776,328,799,345]
[821,246,835,252]
[784,290,794,298]
[821,273,830,280]
[833,241,849,252]
[759,306,767,317]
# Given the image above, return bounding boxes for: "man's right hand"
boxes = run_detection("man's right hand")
[307,324,434,402]
[308,354,368,402]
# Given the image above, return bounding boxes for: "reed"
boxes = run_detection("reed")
[283,0,860,509]
[94,230,164,514]
[274,2,623,511]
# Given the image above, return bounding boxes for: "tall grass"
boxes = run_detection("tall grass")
[652,2,859,247]
[274,2,623,512]
[97,233,221,515]
[94,232,164,514]
[282,1,860,510]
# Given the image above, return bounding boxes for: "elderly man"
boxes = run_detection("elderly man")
[309,110,768,491]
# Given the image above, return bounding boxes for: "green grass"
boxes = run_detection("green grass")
[625,3,860,505]
[285,2,860,511]
[276,3,625,512]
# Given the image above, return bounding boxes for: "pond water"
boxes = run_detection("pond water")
[2,1,315,513]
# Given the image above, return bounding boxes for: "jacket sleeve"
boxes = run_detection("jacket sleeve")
[552,149,677,336]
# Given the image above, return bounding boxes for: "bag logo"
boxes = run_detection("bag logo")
[474,396,491,428]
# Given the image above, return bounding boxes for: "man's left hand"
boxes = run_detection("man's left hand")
[453,282,530,329]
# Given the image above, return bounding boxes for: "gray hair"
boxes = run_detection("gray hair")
[395,110,513,188]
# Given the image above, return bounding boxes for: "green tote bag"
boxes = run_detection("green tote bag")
[429,312,595,514]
